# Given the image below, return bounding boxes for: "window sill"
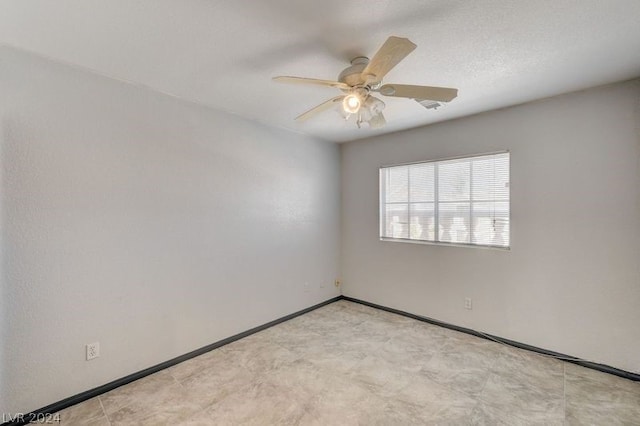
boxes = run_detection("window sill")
[379,237,510,251]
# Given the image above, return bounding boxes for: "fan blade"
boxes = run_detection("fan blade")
[273,76,350,90]
[295,96,345,122]
[415,99,442,110]
[378,84,458,102]
[361,36,417,84]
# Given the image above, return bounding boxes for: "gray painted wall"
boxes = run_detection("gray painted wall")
[341,80,640,373]
[0,46,340,414]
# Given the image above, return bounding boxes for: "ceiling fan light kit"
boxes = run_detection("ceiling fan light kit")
[342,95,361,114]
[273,36,458,129]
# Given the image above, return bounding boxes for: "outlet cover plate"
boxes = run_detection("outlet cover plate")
[86,342,100,360]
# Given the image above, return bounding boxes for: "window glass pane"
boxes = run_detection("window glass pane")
[385,204,408,239]
[409,163,435,202]
[386,166,408,203]
[438,160,470,201]
[472,154,509,201]
[472,201,509,246]
[494,201,510,247]
[438,202,471,243]
[409,202,435,241]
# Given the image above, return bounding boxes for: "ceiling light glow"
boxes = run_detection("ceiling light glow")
[342,94,361,114]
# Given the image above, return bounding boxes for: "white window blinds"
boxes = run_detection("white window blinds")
[380,152,510,248]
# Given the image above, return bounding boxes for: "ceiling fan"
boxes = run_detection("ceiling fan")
[273,36,458,129]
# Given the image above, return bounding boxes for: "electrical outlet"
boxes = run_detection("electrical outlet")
[86,342,100,361]
[334,279,341,287]
[464,298,473,310]
[303,282,310,293]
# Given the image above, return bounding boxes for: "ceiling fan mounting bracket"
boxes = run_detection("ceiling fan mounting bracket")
[350,56,369,65]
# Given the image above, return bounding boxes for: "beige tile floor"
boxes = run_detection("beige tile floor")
[52,300,640,425]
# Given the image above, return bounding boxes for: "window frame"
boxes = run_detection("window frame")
[379,150,510,250]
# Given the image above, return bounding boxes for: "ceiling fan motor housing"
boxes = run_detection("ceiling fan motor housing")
[338,56,370,88]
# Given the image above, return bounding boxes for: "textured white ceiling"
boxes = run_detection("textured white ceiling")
[2,0,640,142]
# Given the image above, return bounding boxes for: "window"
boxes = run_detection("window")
[380,152,510,248]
